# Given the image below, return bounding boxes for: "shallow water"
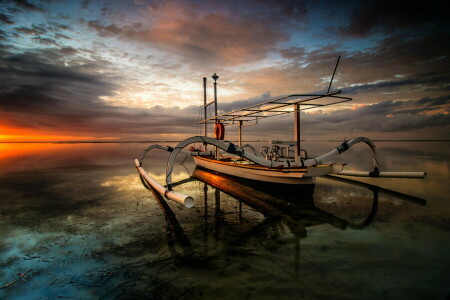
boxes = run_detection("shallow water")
[0,141,449,299]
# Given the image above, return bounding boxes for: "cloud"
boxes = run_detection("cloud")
[1,0,448,141]
[0,49,448,141]
[3,0,44,12]
[15,24,47,35]
[417,95,450,107]
[81,0,89,9]
[0,30,7,41]
[266,28,450,104]
[336,0,449,37]
[86,1,290,66]
[0,13,15,25]
[32,36,58,45]
[302,96,449,133]
[0,51,200,138]
[238,95,449,141]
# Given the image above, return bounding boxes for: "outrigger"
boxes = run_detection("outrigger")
[135,58,426,208]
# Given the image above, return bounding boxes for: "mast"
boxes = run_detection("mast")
[212,73,219,123]
[212,73,219,159]
[294,103,301,164]
[203,77,207,137]
[203,77,208,152]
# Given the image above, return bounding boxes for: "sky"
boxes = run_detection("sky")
[0,0,449,142]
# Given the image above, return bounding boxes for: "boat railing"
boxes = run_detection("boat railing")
[260,144,308,161]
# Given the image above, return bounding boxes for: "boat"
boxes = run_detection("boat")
[135,57,426,207]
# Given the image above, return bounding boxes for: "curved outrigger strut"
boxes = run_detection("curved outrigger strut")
[165,136,383,189]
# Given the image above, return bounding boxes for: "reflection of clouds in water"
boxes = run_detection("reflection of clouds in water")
[0,142,448,299]
[100,172,189,191]
[101,174,142,191]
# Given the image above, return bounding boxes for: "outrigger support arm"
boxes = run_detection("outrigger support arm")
[138,144,204,166]
[303,137,379,169]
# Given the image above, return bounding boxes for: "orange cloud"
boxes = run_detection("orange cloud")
[89,2,287,66]
[351,104,367,110]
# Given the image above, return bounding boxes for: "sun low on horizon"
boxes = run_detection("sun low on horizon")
[0,0,448,143]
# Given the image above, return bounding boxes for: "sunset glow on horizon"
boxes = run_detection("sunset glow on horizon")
[0,0,448,142]
[0,125,119,142]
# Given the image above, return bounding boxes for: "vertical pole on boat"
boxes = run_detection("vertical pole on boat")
[212,73,219,159]
[203,77,207,137]
[203,77,208,152]
[238,120,242,147]
[213,73,219,121]
[294,103,301,164]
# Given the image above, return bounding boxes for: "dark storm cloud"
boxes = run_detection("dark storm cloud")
[417,95,450,107]
[0,29,9,41]
[15,24,47,35]
[59,46,77,55]
[14,22,70,37]
[275,27,450,98]
[303,96,449,133]
[2,0,45,12]
[0,13,15,25]
[32,36,58,45]
[2,53,108,85]
[337,0,449,37]
[344,74,449,94]
[45,21,71,33]
[81,0,89,9]
[54,33,71,40]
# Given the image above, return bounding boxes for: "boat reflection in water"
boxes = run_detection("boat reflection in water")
[138,165,429,300]
[191,168,384,235]
[141,167,399,260]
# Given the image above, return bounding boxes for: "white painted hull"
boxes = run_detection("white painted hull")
[193,156,336,184]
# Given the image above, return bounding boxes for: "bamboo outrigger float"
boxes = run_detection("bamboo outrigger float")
[135,58,426,207]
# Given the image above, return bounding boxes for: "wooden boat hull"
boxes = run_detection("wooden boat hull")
[193,156,336,184]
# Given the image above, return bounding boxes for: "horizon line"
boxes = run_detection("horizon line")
[1,139,450,144]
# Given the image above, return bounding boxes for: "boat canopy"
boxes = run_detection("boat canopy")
[197,90,352,126]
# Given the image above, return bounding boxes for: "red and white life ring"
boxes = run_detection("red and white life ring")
[214,123,225,140]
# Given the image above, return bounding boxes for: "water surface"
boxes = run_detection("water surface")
[0,141,449,299]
